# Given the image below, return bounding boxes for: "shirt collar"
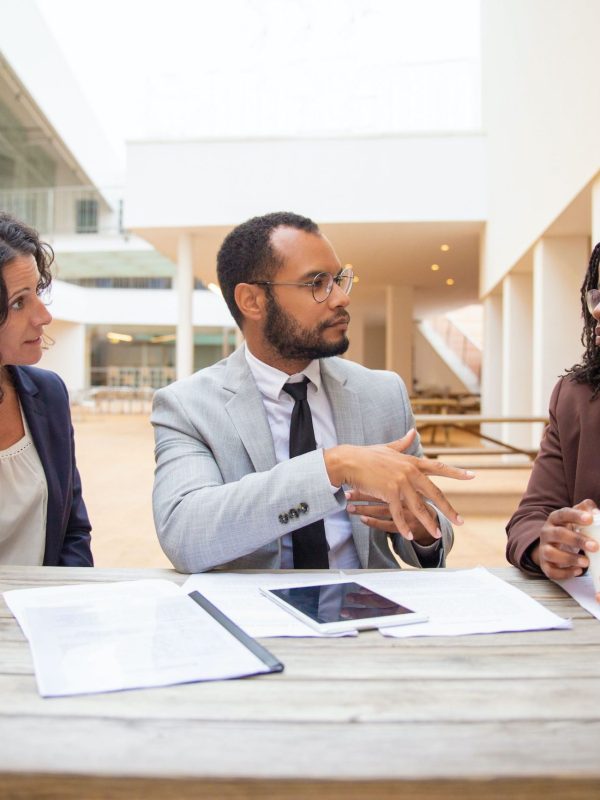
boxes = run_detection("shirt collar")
[244,343,322,401]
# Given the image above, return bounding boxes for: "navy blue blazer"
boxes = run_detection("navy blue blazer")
[8,365,93,566]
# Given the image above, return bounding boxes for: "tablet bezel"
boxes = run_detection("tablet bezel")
[259,581,428,634]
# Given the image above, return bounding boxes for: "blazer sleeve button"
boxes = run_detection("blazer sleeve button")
[289,508,299,519]
[299,502,309,514]
[278,513,289,525]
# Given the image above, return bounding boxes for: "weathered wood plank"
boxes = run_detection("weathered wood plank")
[0,674,599,724]
[1,718,600,780]
[2,634,600,678]
[1,775,599,800]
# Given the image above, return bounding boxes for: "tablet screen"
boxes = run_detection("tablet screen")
[269,582,415,624]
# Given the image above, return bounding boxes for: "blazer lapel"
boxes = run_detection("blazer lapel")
[222,348,277,472]
[321,359,370,566]
[321,359,365,447]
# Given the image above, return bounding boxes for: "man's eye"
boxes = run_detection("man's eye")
[312,275,328,289]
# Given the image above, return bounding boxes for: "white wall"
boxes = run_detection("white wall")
[40,319,87,393]
[413,327,469,395]
[126,135,486,229]
[0,0,122,187]
[481,0,600,294]
[48,280,234,327]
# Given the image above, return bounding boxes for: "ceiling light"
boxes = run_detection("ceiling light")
[431,264,440,271]
[440,244,450,252]
[150,334,177,344]
[446,278,455,286]
[106,332,133,343]
[352,276,360,283]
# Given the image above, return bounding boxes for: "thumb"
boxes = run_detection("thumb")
[386,427,416,453]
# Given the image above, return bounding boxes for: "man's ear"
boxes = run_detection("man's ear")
[234,283,265,323]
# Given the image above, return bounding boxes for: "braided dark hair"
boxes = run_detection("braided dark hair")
[565,241,600,397]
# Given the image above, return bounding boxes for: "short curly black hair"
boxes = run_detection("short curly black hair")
[0,212,54,401]
[216,211,319,327]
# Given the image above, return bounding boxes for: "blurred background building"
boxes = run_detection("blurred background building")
[0,0,598,448]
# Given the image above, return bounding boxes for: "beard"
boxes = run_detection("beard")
[263,290,350,361]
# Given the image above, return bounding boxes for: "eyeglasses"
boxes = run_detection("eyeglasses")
[586,289,600,314]
[249,268,354,303]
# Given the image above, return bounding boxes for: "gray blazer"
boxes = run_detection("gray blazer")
[151,346,453,572]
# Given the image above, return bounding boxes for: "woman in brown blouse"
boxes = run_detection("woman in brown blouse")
[506,242,600,601]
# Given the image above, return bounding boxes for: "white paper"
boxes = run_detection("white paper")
[4,580,272,696]
[354,567,572,638]
[182,572,357,637]
[556,574,600,621]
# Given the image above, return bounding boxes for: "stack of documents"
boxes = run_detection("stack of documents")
[4,580,282,697]
[183,566,571,638]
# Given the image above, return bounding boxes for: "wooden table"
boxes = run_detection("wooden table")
[1,566,600,799]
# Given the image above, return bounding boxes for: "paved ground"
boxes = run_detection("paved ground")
[72,413,531,570]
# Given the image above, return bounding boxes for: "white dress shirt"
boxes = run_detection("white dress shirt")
[245,345,360,569]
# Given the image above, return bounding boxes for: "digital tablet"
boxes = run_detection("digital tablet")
[259,581,428,633]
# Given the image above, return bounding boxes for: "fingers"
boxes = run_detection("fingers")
[386,428,417,454]
[547,506,594,530]
[573,498,599,513]
[344,489,387,505]
[538,547,588,581]
[408,472,463,527]
[543,510,600,553]
[357,514,398,533]
[415,459,475,481]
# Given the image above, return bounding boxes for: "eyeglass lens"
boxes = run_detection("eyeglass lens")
[312,270,354,302]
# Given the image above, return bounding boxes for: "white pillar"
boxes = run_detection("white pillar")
[592,175,600,247]
[42,320,87,395]
[175,233,194,380]
[385,285,414,390]
[532,236,589,416]
[345,300,365,365]
[501,272,533,448]
[481,292,503,442]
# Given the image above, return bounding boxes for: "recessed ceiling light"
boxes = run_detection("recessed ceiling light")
[441,244,450,252]
[431,264,440,271]
[106,332,133,343]
[446,278,455,286]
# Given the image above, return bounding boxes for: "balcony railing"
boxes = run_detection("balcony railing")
[0,185,123,236]
[90,366,175,389]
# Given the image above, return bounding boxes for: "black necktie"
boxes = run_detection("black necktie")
[282,378,329,569]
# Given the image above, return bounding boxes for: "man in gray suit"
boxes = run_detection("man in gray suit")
[152,212,473,573]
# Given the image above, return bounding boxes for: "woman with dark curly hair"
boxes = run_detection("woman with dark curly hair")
[506,242,600,601]
[0,212,92,565]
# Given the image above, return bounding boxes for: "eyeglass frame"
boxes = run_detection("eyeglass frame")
[247,267,355,303]
[586,288,600,315]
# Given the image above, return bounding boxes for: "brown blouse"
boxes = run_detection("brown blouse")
[506,376,600,574]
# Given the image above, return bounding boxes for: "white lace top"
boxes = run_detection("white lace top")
[0,405,47,565]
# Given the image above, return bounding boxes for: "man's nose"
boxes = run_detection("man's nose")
[328,281,351,308]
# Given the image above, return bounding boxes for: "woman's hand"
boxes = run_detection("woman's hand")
[531,500,600,599]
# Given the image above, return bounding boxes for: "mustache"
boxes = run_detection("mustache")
[323,311,350,327]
